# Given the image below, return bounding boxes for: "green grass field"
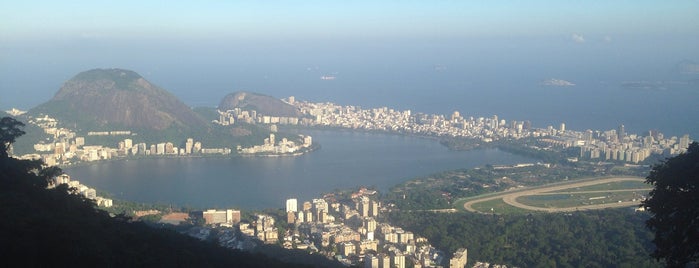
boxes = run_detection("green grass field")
[470,198,529,214]
[548,180,649,193]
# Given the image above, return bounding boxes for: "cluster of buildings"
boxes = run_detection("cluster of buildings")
[291,101,538,141]
[189,190,459,267]
[214,107,303,126]
[270,98,692,164]
[17,114,231,167]
[238,132,313,155]
[572,126,691,164]
[50,173,113,207]
[279,189,452,268]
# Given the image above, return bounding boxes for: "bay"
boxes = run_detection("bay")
[65,130,534,210]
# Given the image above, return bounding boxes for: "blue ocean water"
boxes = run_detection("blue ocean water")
[2,37,697,137]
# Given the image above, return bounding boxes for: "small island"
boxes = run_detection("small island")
[238,133,316,157]
[541,78,575,87]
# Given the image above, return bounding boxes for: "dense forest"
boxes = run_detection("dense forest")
[389,209,661,267]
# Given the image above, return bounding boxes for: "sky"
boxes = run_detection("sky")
[2,1,699,136]
[3,1,699,41]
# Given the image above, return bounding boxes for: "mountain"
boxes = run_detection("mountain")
[31,68,207,131]
[218,91,300,118]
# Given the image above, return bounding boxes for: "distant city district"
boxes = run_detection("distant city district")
[217,96,692,164]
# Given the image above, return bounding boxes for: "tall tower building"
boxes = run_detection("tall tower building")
[286,198,298,213]
[559,123,565,133]
[618,124,625,141]
[359,197,370,217]
[679,134,690,150]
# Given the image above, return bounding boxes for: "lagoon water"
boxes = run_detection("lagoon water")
[66,130,533,209]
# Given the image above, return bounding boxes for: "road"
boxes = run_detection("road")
[463,177,649,213]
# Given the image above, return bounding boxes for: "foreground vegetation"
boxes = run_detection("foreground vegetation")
[389,209,660,267]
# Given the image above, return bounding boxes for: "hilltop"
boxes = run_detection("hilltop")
[30,68,207,131]
[218,91,300,118]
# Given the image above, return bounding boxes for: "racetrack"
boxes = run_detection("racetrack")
[463,177,650,213]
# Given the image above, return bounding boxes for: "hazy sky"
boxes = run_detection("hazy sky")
[3,1,698,41]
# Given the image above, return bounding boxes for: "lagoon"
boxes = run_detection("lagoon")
[65,130,533,209]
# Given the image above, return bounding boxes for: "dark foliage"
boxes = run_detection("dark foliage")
[389,210,661,267]
[643,142,699,267]
[0,117,26,158]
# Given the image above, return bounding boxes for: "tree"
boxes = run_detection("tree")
[642,142,699,267]
[0,117,25,158]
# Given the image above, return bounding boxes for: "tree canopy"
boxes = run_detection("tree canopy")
[0,117,25,158]
[643,142,699,267]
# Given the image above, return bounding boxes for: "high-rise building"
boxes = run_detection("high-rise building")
[202,209,241,225]
[287,211,296,224]
[286,198,298,213]
[185,138,194,154]
[364,254,379,268]
[364,218,377,233]
[559,123,565,133]
[378,254,391,268]
[370,200,379,217]
[165,142,175,154]
[303,136,313,147]
[618,124,625,141]
[449,248,468,268]
[75,137,85,147]
[156,143,165,155]
[359,197,370,217]
[390,251,405,268]
[138,143,147,155]
[679,134,691,150]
